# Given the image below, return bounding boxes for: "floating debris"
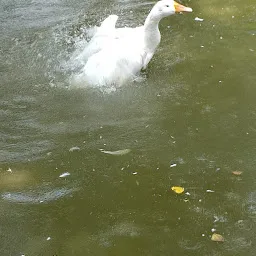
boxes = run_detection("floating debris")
[59,172,70,178]
[232,171,243,176]
[46,237,51,241]
[211,233,224,242]
[195,17,204,22]
[171,186,185,194]
[69,146,80,152]
[6,168,12,173]
[213,215,227,223]
[100,149,131,156]
[206,189,215,193]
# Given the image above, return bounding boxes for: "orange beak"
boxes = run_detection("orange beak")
[174,1,193,13]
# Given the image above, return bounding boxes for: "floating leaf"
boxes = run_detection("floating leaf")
[232,171,242,176]
[100,149,131,156]
[171,186,184,194]
[211,233,224,242]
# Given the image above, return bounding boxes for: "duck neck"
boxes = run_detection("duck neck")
[144,12,161,53]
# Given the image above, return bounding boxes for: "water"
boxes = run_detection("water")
[1,0,255,255]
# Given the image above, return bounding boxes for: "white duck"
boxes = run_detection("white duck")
[75,0,192,86]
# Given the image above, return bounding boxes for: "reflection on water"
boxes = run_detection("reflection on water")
[1,0,256,255]
[2,187,76,204]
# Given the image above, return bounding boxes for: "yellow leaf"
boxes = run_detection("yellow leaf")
[211,233,224,242]
[171,186,184,194]
[232,171,242,176]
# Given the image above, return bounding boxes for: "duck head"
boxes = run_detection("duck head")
[152,0,193,19]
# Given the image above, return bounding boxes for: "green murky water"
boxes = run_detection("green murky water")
[0,0,255,255]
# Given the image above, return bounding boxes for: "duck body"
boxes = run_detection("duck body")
[74,1,192,87]
[81,40,146,85]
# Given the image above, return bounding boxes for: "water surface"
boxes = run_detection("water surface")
[1,0,255,255]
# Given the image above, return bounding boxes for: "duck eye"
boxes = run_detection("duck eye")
[166,5,169,7]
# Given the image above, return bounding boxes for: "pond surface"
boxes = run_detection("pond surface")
[0,0,255,255]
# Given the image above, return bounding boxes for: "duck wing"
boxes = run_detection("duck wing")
[78,15,119,62]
